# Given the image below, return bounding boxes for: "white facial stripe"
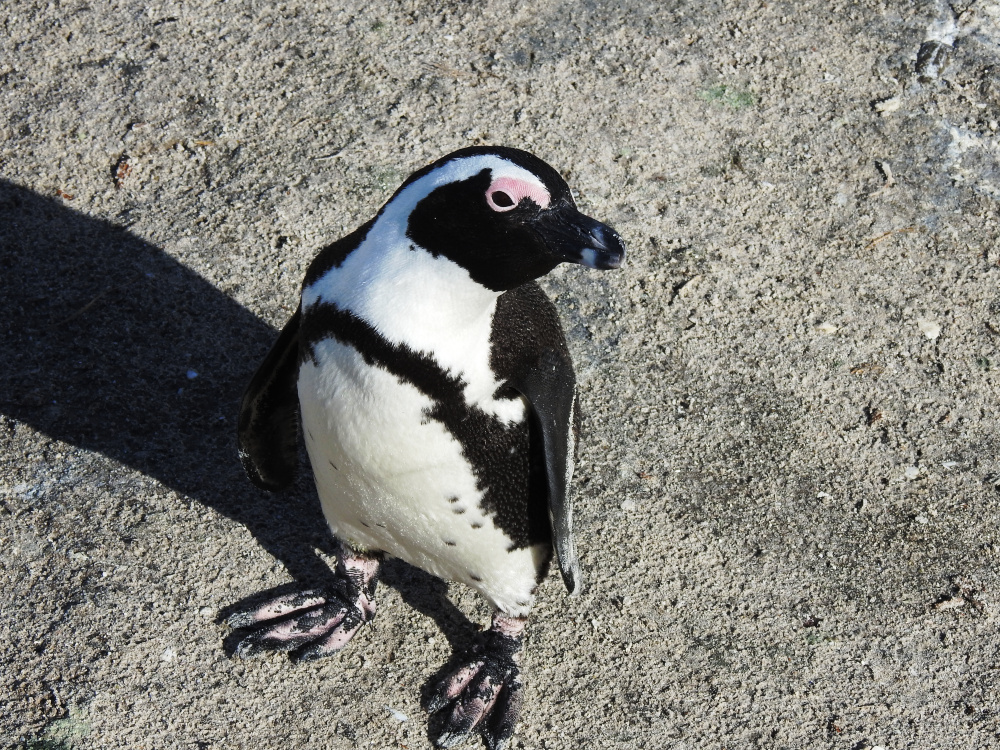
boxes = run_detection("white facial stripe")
[384,154,549,224]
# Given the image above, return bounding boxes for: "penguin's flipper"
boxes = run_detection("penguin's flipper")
[512,346,582,596]
[237,308,301,491]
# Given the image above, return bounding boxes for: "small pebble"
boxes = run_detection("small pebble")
[815,322,838,335]
[187,369,199,379]
[935,596,965,610]
[874,97,902,115]
[385,706,408,722]
[904,466,919,480]
[916,319,940,340]
[620,498,637,511]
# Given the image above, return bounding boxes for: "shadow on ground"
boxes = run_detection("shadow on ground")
[0,179,475,658]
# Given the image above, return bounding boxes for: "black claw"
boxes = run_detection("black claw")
[296,643,329,662]
[226,611,257,629]
[234,637,265,659]
[443,702,482,739]
[426,693,450,715]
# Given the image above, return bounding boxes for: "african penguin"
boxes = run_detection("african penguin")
[230,146,626,750]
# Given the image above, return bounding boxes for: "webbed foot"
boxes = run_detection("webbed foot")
[428,615,526,750]
[227,545,380,661]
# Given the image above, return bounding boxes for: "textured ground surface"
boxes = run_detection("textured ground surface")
[3,1,1000,748]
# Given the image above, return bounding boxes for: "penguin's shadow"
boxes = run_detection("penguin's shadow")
[0,180,478,673]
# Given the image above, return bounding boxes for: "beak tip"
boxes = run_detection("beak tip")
[536,207,627,270]
[580,244,626,270]
[588,225,626,269]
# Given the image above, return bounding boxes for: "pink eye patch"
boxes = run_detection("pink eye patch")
[485,176,551,212]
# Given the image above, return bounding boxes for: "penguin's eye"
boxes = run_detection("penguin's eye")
[492,191,515,208]
[486,177,551,213]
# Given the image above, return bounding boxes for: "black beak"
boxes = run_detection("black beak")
[531,205,627,270]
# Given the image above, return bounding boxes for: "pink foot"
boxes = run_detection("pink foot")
[428,614,526,750]
[227,546,380,661]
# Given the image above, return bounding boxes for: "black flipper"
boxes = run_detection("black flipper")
[512,347,581,595]
[494,283,582,595]
[237,308,301,491]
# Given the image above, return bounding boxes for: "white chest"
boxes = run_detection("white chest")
[298,338,543,616]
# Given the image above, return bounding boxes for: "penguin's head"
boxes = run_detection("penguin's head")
[385,147,627,291]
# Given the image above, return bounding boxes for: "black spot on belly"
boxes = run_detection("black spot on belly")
[361,521,371,528]
[452,507,466,515]
[447,495,459,503]
[471,522,483,529]
[329,459,339,470]
[470,574,483,582]
[301,297,555,551]
[444,540,457,546]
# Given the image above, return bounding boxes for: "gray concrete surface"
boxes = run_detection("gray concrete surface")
[3,1,1000,748]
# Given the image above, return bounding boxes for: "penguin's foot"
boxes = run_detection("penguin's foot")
[227,547,381,661]
[428,614,526,750]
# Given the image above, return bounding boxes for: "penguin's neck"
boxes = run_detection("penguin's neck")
[302,227,502,387]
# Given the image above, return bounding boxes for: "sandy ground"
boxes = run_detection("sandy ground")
[3,0,1000,748]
